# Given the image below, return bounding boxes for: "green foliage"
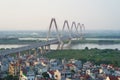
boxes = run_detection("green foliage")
[42,72,50,78]
[2,75,19,80]
[85,47,89,50]
[71,70,75,74]
[45,49,120,67]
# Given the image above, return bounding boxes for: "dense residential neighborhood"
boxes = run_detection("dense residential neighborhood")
[0,0,120,80]
[0,53,120,80]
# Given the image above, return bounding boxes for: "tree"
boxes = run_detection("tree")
[3,75,19,80]
[42,72,50,78]
[85,47,89,50]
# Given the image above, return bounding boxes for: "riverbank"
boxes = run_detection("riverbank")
[0,38,42,44]
[1,37,120,44]
[71,39,120,44]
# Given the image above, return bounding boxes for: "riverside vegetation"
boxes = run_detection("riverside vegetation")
[0,47,120,67]
[45,48,120,67]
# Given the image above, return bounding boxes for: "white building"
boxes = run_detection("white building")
[27,71,35,80]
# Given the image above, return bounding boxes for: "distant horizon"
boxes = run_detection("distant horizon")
[0,29,120,32]
[0,0,120,31]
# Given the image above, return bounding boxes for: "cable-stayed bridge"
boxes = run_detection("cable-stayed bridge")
[0,18,85,56]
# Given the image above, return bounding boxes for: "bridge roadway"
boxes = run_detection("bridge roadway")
[0,35,79,56]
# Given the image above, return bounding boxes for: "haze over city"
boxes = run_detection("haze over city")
[0,0,120,31]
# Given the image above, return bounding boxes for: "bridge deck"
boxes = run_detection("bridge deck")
[0,35,79,56]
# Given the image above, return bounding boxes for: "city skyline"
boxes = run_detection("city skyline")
[0,0,120,31]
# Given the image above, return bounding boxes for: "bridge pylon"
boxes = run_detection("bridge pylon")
[61,20,72,48]
[81,24,85,39]
[71,21,79,40]
[77,23,82,39]
[47,18,63,50]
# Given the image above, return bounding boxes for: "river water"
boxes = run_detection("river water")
[0,43,120,50]
[70,43,120,50]
[0,38,120,50]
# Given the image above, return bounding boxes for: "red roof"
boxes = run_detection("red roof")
[109,76,118,80]
[80,74,90,79]
[48,70,55,75]
[66,63,74,67]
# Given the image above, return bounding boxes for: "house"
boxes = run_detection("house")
[27,71,35,80]
[106,75,119,80]
[86,69,91,75]
[66,63,77,71]
[99,68,103,74]
[0,63,9,72]
[20,70,27,80]
[83,61,93,69]
[0,59,9,72]
[105,76,110,80]
[118,76,120,80]
[66,78,72,80]
[80,74,91,80]
[36,66,48,74]
[54,70,61,80]
[61,71,72,78]
[75,60,82,69]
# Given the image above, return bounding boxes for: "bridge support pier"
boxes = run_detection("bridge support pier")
[40,46,45,55]
[68,39,72,46]
[43,46,46,54]
[57,41,64,50]
[34,48,38,58]
[57,43,60,50]
[46,44,51,52]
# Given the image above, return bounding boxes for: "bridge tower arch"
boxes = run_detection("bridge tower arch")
[77,23,83,39]
[81,24,85,39]
[47,18,61,42]
[71,22,79,38]
[61,20,72,47]
[47,18,63,49]
[62,20,72,38]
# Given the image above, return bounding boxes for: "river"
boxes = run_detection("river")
[0,38,120,50]
[0,43,120,50]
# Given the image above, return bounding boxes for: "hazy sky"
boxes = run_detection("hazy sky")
[0,0,120,31]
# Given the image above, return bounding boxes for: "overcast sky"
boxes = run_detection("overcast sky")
[0,0,120,31]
